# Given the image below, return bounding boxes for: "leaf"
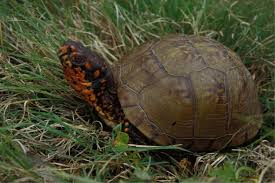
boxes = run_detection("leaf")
[112,131,129,152]
[209,162,238,183]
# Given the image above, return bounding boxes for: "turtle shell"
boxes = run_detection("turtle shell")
[112,34,262,151]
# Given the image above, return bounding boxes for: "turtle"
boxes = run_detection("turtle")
[58,34,262,152]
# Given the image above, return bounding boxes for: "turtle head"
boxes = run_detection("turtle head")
[58,40,105,72]
[58,39,112,94]
[57,39,110,101]
[57,40,126,127]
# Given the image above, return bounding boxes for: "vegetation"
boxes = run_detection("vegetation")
[0,0,274,182]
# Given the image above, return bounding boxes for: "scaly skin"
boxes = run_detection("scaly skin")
[58,40,129,130]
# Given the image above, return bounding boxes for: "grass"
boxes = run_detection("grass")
[0,0,274,182]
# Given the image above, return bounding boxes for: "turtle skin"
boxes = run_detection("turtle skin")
[58,35,262,152]
[58,40,127,128]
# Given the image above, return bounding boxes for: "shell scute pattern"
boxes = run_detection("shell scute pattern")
[117,35,262,151]
[140,76,194,138]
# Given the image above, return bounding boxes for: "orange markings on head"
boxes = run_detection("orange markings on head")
[64,60,72,68]
[75,67,81,72]
[65,76,72,82]
[64,68,75,80]
[84,62,92,69]
[73,84,84,92]
[81,89,93,95]
[98,110,105,116]
[93,69,101,78]
[58,45,69,56]
[90,94,96,102]
[61,54,69,61]
[74,68,86,81]
[108,116,114,121]
[106,112,114,120]
[71,52,79,57]
[124,128,129,133]
[80,82,92,87]
[95,106,102,112]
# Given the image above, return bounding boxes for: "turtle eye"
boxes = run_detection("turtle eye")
[71,53,87,66]
[64,60,72,67]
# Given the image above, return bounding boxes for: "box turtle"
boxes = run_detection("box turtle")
[58,34,262,151]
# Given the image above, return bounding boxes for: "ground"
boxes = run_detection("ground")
[0,0,274,182]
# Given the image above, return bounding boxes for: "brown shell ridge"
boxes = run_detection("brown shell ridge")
[138,75,195,136]
[224,71,232,130]
[150,49,170,75]
[151,35,208,77]
[120,83,141,109]
[165,128,248,140]
[180,35,208,66]
[198,68,230,136]
[137,96,164,129]
[117,83,173,144]
[185,76,197,140]
[138,72,234,140]
[182,35,233,136]
[128,37,230,142]
[115,39,161,88]
[134,50,170,93]
[139,48,233,141]
[134,45,195,141]
[115,35,262,151]
[118,39,160,67]
[116,68,171,143]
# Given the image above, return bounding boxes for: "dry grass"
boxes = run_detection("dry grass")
[0,0,274,182]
